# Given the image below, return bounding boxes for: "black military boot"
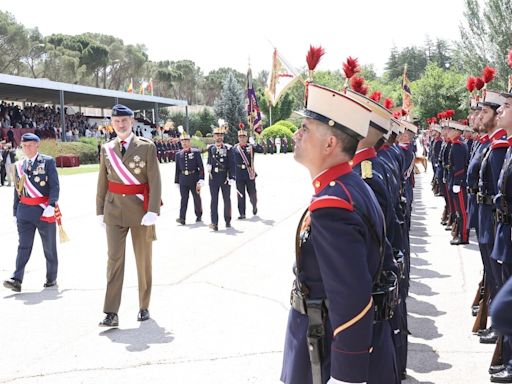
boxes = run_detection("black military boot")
[490,367,512,383]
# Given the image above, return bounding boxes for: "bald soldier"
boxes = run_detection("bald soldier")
[96,104,162,327]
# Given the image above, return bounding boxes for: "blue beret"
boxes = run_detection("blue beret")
[112,104,134,116]
[21,133,40,142]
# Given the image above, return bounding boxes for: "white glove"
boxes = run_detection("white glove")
[207,164,212,172]
[141,211,158,226]
[249,136,255,145]
[42,205,55,217]
[97,215,105,228]
[328,378,366,384]
[452,185,461,193]
[197,179,204,187]
[228,179,236,186]
[175,183,180,189]
[12,216,17,225]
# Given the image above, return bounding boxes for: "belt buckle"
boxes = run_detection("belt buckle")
[214,167,219,173]
[241,165,246,169]
[185,170,189,175]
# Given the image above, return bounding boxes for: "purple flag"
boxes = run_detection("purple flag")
[247,67,262,134]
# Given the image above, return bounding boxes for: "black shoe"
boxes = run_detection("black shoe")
[471,305,479,317]
[196,216,202,222]
[480,330,498,344]
[3,278,21,292]
[477,327,493,336]
[490,365,507,375]
[445,225,452,230]
[209,224,218,231]
[440,220,447,225]
[237,215,246,220]
[137,309,150,321]
[253,207,257,215]
[450,238,469,245]
[43,281,57,288]
[226,221,231,228]
[99,313,119,327]
[401,370,407,380]
[176,218,185,225]
[491,368,512,383]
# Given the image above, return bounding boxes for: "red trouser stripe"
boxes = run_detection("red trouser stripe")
[458,190,468,242]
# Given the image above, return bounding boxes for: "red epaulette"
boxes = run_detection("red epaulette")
[309,195,353,212]
[492,140,510,150]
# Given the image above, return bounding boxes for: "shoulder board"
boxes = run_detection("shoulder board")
[138,137,153,143]
[309,195,353,213]
[492,140,510,150]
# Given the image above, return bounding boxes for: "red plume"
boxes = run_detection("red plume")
[350,76,367,95]
[401,108,407,116]
[392,111,401,119]
[508,49,512,68]
[482,66,496,83]
[474,77,485,90]
[384,98,394,109]
[445,109,455,119]
[437,112,446,120]
[239,122,245,129]
[306,45,325,71]
[466,76,476,92]
[342,56,360,79]
[369,91,382,103]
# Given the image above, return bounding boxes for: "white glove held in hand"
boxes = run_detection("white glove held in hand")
[141,211,158,226]
[328,378,366,384]
[12,216,17,225]
[42,205,55,217]
[97,215,105,228]
[197,179,204,187]
[452,185,461,193]
[249,136,255,145]
[228,179,236,186]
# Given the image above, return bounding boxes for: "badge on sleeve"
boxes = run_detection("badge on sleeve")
[361,160,373,179]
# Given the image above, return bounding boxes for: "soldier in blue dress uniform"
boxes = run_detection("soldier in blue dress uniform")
[477,91,508,345]
[281,58,398,384]
[3,133,60,292]
[488,89,512,383]
[446,121,470,245]
[207,124,235,231]
[233,128,263,219]
[491,275,512,382]
[430,124,443,194]
[174,133,204,225]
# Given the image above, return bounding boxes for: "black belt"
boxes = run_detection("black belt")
[467,187,479,194]
[496,210,512,224]
[236,164,249,169]
[477,192,493,205]
[181,170,196,175]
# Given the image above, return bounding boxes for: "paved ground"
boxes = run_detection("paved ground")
[0,153,495,383]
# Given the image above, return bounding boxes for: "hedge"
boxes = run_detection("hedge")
[38,139,99,164]
[275,120,298,133]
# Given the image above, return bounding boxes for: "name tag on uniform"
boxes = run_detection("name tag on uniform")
[214,167,219,173]
[241,164,246,169]
[185,170,189,175]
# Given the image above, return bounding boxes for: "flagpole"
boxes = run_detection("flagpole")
[269,103,272,126]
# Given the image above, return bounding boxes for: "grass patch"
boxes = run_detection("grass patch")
[57,164,99,176]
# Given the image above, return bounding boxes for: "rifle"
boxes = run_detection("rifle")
[472,273,489,333]
[490,335,503,367]
[471,278,484,309]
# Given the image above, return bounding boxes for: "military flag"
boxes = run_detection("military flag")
[247,67,262,134]
[402,64,413,115]
[265,48,299,107]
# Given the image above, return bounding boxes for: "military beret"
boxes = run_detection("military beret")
[21,133,40,142]
[112,104,134,116]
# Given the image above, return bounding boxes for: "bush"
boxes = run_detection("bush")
[261,124,293,141]
[194,130,203,137]
[78,137,99,146]
[38,139,98,164]
[191,137,207,152]
[275,120,298,133]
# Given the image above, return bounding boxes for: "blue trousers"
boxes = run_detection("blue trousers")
[13,217,58,283]
[209,176,231,225]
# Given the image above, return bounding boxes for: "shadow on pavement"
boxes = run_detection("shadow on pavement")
[410,266,449,279]
[407,296,447,317]
[406,341,452,373]
[409,279,439,297]
[3,287,68,304]
[99,319,174,352]
[408,314,443,340]
[248,215,275,226]
[403,375,435,384]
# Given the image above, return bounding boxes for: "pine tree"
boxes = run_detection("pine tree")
[213,72,247,144]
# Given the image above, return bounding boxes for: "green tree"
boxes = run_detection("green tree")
[202,67,245,106]
[214,72,247,144]
[0,11,29,74]
[411,63,467,123]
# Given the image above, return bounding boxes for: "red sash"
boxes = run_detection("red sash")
[108,181,150,212]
